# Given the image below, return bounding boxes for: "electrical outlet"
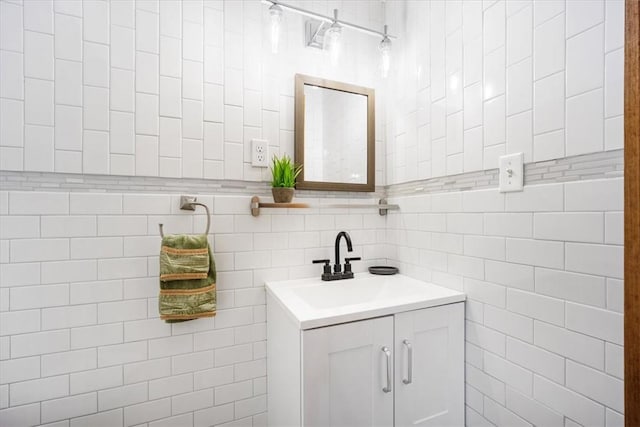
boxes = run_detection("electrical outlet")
[251,139,269,167]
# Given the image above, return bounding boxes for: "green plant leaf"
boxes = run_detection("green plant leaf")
[270,154,302,188]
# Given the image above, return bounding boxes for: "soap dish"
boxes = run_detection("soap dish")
[369,266,399,275]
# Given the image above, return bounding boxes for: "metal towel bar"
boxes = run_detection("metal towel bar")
[159,196,211,238]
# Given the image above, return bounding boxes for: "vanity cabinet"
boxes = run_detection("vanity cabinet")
[267,292,464,427]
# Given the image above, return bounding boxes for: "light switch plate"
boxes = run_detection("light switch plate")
[251,139,269,167]
[499,152,524,192]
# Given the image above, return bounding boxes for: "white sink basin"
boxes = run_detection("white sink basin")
[266,273,465,329]
[290,278,399,309]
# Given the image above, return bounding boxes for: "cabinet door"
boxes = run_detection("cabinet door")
[394,303,464,427]
[302,316,394,427]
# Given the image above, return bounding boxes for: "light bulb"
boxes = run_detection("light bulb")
[269,4,283,54]
[324,9,342,66]
[379,25,392,78]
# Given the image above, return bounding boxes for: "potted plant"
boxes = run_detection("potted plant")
[270,154,302,203]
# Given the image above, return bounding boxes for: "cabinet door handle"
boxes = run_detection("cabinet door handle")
[402,339,413,385]
[381,346,392,393]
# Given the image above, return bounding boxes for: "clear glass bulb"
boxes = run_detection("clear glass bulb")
[379,35,391,78]
[269,4,283,54]
[324,10,342,66]
[324,23,342,66]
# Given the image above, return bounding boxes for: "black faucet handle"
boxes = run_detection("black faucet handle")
[313,259,332,275]
[343,257,361,274]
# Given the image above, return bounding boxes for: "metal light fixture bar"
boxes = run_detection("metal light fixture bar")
[261,0,397,40]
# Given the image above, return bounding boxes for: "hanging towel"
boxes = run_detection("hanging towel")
[159,234,216,322]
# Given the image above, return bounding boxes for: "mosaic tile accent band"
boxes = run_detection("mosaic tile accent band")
[2,149,622,198]
[386,149,623,196]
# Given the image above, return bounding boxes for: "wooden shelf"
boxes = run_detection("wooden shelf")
[250,196,309,216]
[257,202,311,209]
[250,196,399,217]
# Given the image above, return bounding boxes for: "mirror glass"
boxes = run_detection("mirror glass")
[295,74,375,192]
[303,85,368,184]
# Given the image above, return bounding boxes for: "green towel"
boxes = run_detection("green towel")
[159,234,216,322]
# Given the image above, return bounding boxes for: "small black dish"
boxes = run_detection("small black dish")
[369,266,399,275]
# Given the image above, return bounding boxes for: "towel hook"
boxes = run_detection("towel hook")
[159,196,211,238]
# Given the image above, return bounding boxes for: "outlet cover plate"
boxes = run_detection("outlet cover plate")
[251,139,269,167]
[499,152,524,192]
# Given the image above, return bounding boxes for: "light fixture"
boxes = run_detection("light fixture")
[323,9,342,66]
[261,0,397,64]
[269,3,283,54]
[379,25,392,78]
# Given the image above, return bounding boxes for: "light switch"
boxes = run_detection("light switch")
[499,152,524,192]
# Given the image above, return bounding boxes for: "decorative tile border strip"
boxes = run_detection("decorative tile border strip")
[0,149,622,199]
[524,149,623,185]
[0,171,385,199]
[386,149,623,196]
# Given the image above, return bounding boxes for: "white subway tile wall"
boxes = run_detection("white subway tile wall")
[0,191,387,426]
[0,0,626,426]
[385,0,624,184]
[0,0,386,185]
[387,177,624,426]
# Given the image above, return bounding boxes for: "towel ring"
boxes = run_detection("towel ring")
[159,196,211,238]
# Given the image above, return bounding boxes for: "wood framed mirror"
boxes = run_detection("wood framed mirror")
[294,74,375,192]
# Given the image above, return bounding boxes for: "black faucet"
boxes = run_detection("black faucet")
[334,231,353,274]
[312,231,361,281]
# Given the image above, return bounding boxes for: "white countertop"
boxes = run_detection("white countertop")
[266,273,466,329]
